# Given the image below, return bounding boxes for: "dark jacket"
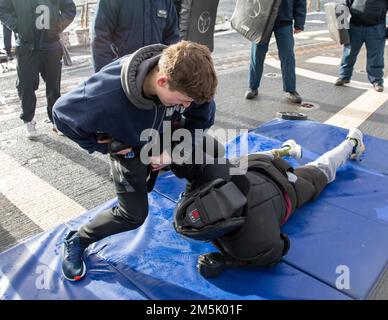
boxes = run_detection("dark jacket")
[0,0,76,50]
[274,0,307,30]
[53,44,215,155]
[92,0,180,72]
[346,0,388,26]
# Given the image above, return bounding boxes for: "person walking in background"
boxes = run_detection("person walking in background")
[0,0,76,139]
[91,0,179,73]
[245,0,307,104]
[335,0,388,92]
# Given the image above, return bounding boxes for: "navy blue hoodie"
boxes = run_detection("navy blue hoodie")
[92,0,179,72]
[274,0,307,30]
[346,0,388,26]
[53,45,216,155]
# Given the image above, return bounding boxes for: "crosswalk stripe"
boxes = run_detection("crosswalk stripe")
[306,56,341,66]
[0,150,86,231]
[324,89,388,129]
[265,57,372,91]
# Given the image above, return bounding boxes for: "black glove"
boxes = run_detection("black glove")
[108,139,132,155]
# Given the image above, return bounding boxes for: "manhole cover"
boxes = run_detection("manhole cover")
[300,102,320,109]
[264,73,281,78]
[277,111,308,120]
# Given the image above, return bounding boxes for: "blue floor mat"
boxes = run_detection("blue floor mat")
[1,119,387,300]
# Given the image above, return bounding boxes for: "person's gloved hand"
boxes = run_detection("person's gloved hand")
[96,134,133,156]
[109,140,133,156]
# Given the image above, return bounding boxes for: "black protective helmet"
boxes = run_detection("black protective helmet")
[173,178,247,241]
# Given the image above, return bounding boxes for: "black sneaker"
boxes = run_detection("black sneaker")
[62,231,87,281]
[334,77,350,86]
[244,88,258,99]
[285,91,302,104]
[373,83,384,92]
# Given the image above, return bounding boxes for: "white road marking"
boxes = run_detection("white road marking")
[214,29,237,37]
[0,151,86,231]
[306,20,326,24]
[294,30,329,39]
[265,57,372,91]
[306,56,341,66]
[324,89,388,128]
[314,37,335,42]
[265,57,388,129]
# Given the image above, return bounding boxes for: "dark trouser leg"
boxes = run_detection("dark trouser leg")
[275,25,296,92]
[16,47,40,123]
[248,39,270,90]
[40,48,63,123]
[364,23,385,85]
[77,155,149,246]
[293,166,329,209]
[339,24,364,80]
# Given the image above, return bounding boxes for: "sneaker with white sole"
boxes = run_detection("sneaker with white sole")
[282,139,303,159]
[244,88,258,99]
[346,128,365,159]
[285,91,302,104]
[26,120,38,139]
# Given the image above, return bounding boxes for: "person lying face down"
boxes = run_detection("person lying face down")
[172,128,365,277]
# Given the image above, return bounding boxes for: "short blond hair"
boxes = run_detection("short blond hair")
[159,41,218,104]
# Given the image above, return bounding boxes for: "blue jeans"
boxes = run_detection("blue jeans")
[339,23,386,85]
[248,24,296,92]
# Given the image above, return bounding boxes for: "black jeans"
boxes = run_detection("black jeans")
[16,46,63,123]
[78,155,150,246]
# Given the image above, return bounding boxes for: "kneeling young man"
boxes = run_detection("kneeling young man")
[173,129,365,277]
[53,41,218,281]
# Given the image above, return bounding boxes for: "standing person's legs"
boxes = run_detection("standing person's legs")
[338,24,364,81]
[62,155,150,281]
[275,25,296,93]
[246,39,270,99]
[364,23,385,88]
[16,47,40,137]
[40,47,63,123]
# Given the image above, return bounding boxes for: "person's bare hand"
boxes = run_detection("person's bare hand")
[97,137,112,144]
[294,28,303,34]
[115,148,133,155]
